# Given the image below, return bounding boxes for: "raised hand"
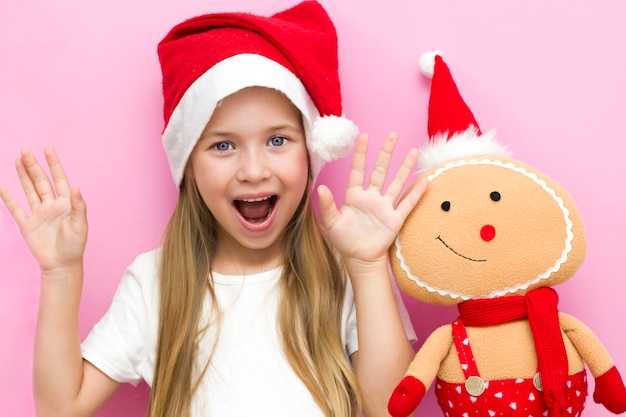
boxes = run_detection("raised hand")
[0,148,87,274]
[317,132,427,265]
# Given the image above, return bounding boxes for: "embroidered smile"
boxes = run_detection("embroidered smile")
[234,196,277,223]
[436,236,486,262]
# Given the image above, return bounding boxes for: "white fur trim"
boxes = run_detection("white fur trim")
[162,54,319,186]
[419,50,443,79]
[418,128,510,172]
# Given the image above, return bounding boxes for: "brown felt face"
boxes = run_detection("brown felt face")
[390,155,586,305]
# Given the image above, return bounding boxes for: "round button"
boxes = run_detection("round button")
[465,376,486,396]
[533,372,543,391]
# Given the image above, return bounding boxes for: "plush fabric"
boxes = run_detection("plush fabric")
[387,52,626,417]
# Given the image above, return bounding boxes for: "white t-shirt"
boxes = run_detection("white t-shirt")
[81,249,416,416]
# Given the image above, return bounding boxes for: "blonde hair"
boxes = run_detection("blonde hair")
[148,172,361,417]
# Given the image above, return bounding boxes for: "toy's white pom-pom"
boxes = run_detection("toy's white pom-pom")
[419,50,443,79]
[311,115,358,162]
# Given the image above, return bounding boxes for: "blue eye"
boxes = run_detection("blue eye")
[269,136,287,147]
[214,142,233,151]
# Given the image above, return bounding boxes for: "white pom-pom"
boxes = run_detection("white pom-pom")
[310,115,359,162]
[419,50,443,79]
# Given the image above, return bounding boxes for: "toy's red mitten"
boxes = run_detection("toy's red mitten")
[387,376,425,417]
[593,366,626,414]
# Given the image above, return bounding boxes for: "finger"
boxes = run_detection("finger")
[346,133,369,189]
[19,148,57,205]
[368,132,399,191]
[45,147,72,198]
[0,186,28,226]
[69,186,88,234]
[15,155,42,209]
[316,184,340,231]
[385,148,419,202]
[395,178,429,219]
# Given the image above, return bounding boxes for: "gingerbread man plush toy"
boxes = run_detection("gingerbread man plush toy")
[387,52,626,417]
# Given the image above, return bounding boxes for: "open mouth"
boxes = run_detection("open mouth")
[436,236,486,262]
[234,195,277,223]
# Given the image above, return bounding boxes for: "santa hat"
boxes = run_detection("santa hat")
[157,1,358,186]
[417,51,509,171]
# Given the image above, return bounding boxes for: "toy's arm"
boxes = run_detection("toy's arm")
[560,312,626,414]
[388,324,453,417]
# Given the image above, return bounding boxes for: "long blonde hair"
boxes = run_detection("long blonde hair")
[148,172,361,417]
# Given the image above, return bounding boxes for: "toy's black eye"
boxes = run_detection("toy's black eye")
[441,201,451,211]
[490,191,501,202]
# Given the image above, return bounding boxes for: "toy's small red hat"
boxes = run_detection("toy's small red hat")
[421,51,481,139]
[418,51,508,171]
[158,1,358,185]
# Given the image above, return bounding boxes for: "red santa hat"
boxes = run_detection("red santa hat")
[417,51,509,171]
[158,1,358,186]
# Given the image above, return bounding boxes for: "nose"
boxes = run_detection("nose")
[237,149,270,182]
[480,225,496,242]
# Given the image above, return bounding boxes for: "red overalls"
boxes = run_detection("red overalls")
[435,318,588,417]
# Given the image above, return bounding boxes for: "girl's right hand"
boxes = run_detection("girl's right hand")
[0,148,87,275]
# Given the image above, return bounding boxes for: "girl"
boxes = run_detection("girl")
[0,2,427,416]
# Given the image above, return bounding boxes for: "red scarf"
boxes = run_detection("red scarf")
[458,287,567,417]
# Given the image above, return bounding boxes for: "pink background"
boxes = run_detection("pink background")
[1,1,625,416]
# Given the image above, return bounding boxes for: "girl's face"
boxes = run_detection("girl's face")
[189,87,309,273]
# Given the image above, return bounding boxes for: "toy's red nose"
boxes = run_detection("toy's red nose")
[481,225,496,241]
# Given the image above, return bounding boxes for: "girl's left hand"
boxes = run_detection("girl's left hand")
[318,132,428,265]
